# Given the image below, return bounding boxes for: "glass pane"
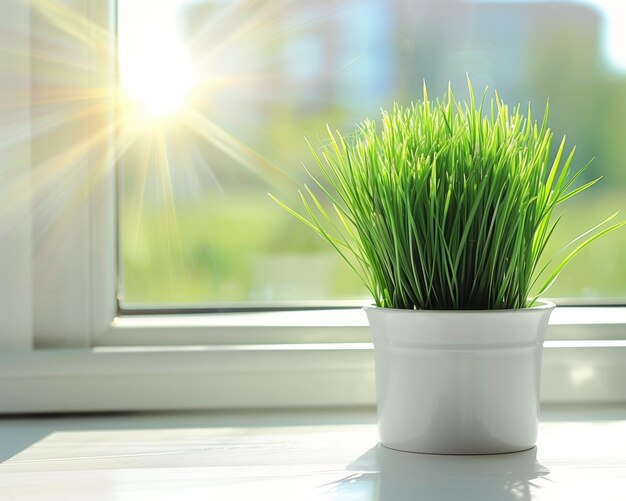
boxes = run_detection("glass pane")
[118,0,626,307]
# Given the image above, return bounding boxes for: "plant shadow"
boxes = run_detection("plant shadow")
[320,444,550,501]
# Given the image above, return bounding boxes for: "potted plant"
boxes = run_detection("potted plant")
[272,80,624,454]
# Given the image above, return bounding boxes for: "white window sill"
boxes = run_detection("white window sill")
[1,405,625,500]
[101,306,626,346]
[1,307,625,413]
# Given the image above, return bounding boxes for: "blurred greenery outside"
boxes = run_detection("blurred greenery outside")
[119,0,626,306]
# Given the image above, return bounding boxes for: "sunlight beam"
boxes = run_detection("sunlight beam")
[120,25,196,117]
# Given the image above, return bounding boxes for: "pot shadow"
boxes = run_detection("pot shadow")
[320,445,550,501]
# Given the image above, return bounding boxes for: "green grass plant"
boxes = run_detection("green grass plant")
[272,79,625,309]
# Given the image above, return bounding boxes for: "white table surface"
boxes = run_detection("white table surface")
[1,406,625,500]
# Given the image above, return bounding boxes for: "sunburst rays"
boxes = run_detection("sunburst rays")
[1,0,305,297]
[1,0,378,302]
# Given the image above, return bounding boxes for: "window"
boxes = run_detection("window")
[0,0,624,413]
[117,0,626,309]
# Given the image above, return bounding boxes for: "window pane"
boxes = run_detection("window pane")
[118,0,626,306]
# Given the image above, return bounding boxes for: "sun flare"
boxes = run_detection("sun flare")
[2,0,296,288]
[120,26,197,118]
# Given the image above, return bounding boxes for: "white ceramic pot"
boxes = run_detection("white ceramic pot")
[363,301,555,455]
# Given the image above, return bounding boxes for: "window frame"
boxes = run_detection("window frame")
[0,0,625,413]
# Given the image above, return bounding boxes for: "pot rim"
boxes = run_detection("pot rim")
[362,299,555,314]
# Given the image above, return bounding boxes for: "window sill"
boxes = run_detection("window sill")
[1,341,625,413]
[2,307,624,413]
[1,405,625,499]
[101,307,372,346]
[99,306,626,346]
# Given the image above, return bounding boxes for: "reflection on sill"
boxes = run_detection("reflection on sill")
[320,445,549,501]
[93,340,626,354]
[94,343,374,354]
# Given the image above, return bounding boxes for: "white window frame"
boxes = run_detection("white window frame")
[0,0,624,413]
